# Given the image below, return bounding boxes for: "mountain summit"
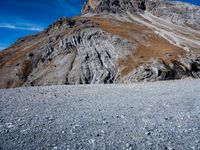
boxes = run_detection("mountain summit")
[0,0,200,88]
[82,0,147,14]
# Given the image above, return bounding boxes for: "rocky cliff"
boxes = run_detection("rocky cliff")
[0,0,200,88]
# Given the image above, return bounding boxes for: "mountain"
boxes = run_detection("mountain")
[0,0,200,88]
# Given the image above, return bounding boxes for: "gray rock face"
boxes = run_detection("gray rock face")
[23,18,133,86]
[0,0,200,88]
[82,0,146,14]
[83,0,200,29]
[146,0,200,30]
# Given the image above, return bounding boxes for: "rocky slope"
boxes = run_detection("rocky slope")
[1,79,200,149]
[0,0,200,88]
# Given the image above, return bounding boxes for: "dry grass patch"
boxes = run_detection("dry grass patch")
[90,16,185,76]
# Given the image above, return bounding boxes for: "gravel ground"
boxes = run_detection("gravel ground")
[0,79,200,150]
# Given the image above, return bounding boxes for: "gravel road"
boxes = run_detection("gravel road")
[0,79,200,150]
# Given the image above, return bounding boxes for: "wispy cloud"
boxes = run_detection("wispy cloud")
[0,23,43,31]
[0,46,6,51]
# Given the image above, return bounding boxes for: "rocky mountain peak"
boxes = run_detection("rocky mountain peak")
[82,0,148,14]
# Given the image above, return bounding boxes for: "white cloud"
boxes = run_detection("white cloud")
[0,23,44,31]
[0,47,6,51]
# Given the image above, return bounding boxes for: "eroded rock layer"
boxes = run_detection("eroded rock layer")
[0,0,200,88]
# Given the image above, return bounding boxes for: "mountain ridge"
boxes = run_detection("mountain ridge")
[0,0,200,88]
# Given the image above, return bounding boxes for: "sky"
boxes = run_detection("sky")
[0,0,199,50]
[0,0,85,50]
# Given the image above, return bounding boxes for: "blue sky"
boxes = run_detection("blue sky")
[180,0,200,5]
[0,0,199,50]
[0,0,85,50]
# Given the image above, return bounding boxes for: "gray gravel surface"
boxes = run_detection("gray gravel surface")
[0,79,200,150]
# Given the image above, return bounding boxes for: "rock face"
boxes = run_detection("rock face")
[0,0,200,88]
[82,0,147,14]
